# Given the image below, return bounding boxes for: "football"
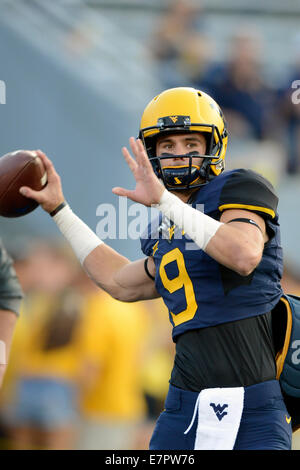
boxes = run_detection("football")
[0,150,47,217]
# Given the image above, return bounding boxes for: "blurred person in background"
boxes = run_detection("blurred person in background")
[0,239,23,390]
[0,240,25,449]
[0,241,85,450]
[0,239,23,450]
[200,30,276,141]
[149,0,211,89]
[0,239,23,448]
[76,269,151,450]
[276,33,300,175]
[0,242,156,450]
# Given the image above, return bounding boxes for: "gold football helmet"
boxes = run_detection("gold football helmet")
[139,87,228,190]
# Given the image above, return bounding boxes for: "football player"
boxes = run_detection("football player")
[20,87,295,450]
[0,240,23,388]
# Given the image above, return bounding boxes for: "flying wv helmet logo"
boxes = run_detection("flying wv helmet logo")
[210,403,228,421]
[169,116,178,124]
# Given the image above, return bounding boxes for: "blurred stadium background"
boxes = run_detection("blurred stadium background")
[0,0,299,450]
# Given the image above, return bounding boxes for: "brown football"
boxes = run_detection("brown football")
[0,150,47,217]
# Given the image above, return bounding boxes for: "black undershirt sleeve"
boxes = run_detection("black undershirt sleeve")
[218,169,278,222]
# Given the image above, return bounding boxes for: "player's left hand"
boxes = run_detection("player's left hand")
[112,137,165,207]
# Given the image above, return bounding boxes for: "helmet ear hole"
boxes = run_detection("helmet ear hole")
[201,132,213,155]
[199,158,211,179]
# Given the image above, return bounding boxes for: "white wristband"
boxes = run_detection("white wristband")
[156,190,223,250]
[52,204,103,264]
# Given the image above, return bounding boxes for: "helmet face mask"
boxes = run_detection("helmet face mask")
[138,88,228,191]
[152,153,209,191]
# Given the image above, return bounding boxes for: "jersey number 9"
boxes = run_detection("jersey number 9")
[159,248,197,326]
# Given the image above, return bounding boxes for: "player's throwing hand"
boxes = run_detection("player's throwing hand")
[19,150,65,213]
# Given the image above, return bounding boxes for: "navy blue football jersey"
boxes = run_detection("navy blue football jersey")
[140,169,283,341]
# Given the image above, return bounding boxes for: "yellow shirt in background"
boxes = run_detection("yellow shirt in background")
[1,288,171,425]
[1,292,87,392]
[79,292,151,421]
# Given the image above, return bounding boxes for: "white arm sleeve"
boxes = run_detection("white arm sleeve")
[52,204,103,264]
[156,190,223,250]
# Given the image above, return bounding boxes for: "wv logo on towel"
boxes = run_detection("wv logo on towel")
[210,403,228,421]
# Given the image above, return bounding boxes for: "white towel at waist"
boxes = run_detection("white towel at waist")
[184,387,244,450]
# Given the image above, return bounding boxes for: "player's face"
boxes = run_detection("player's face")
[156,132,206,168]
